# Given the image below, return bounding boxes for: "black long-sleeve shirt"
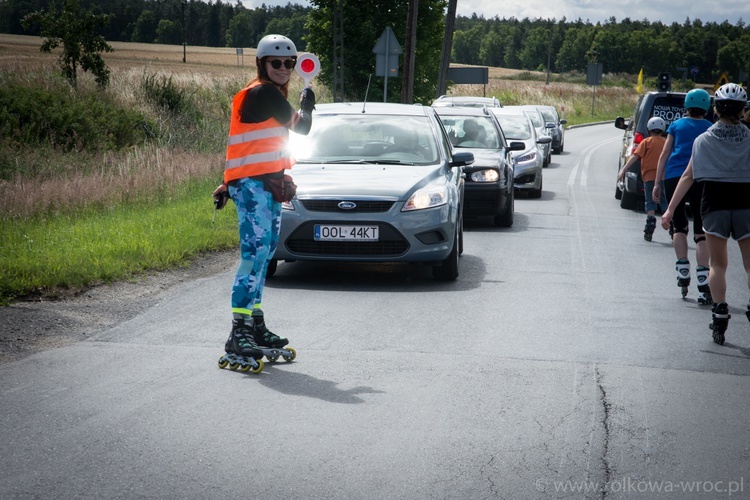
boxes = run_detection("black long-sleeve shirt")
[239,83,312,135]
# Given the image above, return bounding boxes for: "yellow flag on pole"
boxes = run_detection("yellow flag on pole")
[636,68,644,94]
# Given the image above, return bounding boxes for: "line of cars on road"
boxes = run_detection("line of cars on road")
[268,98,566,281]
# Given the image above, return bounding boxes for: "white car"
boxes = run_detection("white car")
[491,108,551,199]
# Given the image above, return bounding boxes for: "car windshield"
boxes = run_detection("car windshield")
[540,109,557,122]
[524,111,543,128]
[289,114,439,164]
[438,115,501,149]
[494,115,531,140]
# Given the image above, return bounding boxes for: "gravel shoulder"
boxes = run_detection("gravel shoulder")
[0,250,237,365]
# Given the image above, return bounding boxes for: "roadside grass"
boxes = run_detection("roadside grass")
[0,34,641,304]
[0,178,238,304]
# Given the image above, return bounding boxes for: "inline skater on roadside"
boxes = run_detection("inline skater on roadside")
[212,34,315,366]
[653,89,713,303]
[617,116,668,241]
[661,83,750,345]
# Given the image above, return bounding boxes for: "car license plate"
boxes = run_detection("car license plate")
[314,225,379,241]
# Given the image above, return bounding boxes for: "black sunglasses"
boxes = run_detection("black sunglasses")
[269,59,296,70]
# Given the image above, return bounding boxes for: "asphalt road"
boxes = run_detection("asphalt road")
[2,123,749,499]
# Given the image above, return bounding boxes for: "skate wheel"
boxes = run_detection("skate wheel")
[267,353,280,362]
[713,332,725,345]
[240,363,252,372]
[283,347,297,362]
[229,362,240,371]
[251,359,264,374]
[218,358,229,369]
[681,286,688,298]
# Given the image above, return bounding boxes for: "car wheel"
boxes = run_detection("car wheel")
[433,227,459,281]
[529,177,543,199]
[494,187,514,227]
[458,218,464,256]
[620,189,637,210]
[266,259,278,278]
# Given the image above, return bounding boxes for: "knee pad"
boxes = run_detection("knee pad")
[673,224,689,236]
[694,234,706,244]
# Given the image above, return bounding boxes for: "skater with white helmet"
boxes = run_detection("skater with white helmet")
[617,116,668,241]
[213,34,315,372]
[654,89,714,303]
[661,83,750,345]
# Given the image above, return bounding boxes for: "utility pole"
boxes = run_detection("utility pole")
[181,0,186,63]
[332,0,345,102]
[436,0,457,98]
[401,0,418,103]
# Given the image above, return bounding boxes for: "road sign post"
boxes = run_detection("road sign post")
[372,27,402,102]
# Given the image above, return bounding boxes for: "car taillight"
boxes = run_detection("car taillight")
[631,131,645,154]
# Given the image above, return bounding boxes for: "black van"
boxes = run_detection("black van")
[613,91,714,210]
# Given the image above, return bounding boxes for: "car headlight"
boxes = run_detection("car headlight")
[470,169,500,183]
[515,151,537,163]
[281,200,295,210]
[403,185,448,211]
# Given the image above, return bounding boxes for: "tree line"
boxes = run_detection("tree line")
[3,0,749,97]
[453,14,750,85]
[0,0,311,51]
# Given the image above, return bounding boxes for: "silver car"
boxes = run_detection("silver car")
[271,102,471,281]
[491,108,551,199]
[511,105,554,166]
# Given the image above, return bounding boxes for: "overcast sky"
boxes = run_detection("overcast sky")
[240,0,747,26]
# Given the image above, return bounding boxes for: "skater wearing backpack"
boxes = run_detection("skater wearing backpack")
[661,83,750,345]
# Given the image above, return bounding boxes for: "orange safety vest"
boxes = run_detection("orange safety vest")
[224,81,295,184]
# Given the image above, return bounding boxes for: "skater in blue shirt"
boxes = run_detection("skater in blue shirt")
[653,89,713,303]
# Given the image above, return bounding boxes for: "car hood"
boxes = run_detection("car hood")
[290,162,446,200]
[458,149,503,169]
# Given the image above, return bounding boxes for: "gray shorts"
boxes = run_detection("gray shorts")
[702,209,750,240]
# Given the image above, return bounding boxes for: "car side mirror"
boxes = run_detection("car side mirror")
[451,151,474,166]
[545,122,556,128]
[508,141,526,152]
[559,119,568,125]
[614,117,628,130]
[537,136,552,144]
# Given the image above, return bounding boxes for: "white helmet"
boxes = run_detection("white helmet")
[257,35,297,59]
[714,83,748,104]
[647,117,666,132]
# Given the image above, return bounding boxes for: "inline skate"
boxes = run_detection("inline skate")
[709,302,730,346]
[218,317,264,373]
[251,310,297,363]
[675,259,690,299]
[643,215,656,242]
[696,266,712,305]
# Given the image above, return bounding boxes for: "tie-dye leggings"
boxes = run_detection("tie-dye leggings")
[228,177,281,316]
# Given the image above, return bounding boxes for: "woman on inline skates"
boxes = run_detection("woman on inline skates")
[213,34,315,372]
[661,83,750,345]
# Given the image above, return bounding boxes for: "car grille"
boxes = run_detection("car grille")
[285,222,409,257]
[300,200,395,213]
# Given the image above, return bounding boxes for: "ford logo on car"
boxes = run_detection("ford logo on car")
[338,201,357,210]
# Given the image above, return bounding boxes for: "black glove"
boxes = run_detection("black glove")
[300,87,316,113]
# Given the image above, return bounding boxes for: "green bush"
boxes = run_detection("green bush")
[0,81,154,151]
